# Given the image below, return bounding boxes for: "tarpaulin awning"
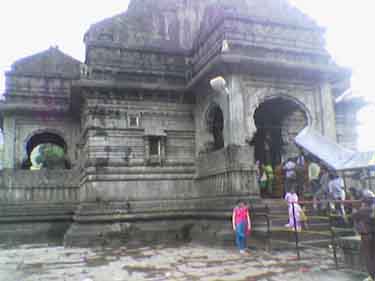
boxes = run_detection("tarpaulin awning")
[295,127,375,171]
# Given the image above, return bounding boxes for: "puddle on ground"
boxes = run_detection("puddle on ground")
[0,242,368,281]
[122,265,168,279]
[85,256,110,267]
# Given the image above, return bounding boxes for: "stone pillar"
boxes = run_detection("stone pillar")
[215,75,258,196]
[2,116,16,169]
[227,75,247,146]
[320,81,337,141]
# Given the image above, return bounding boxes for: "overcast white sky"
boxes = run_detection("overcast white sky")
[0,0,374,150]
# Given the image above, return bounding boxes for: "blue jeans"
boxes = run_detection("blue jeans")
[235,222,247,250]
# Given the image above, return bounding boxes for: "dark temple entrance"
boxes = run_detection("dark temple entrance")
[252,97,308,167]
[251,97,308,197]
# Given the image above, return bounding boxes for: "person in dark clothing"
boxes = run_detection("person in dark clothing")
[352,196,375,281]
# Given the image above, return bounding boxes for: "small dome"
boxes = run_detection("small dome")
[11,47,81,78]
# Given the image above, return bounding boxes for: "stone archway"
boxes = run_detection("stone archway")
[251,96,309,166]
[22,130,70,169]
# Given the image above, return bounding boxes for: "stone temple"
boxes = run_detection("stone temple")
[0,0,356,246]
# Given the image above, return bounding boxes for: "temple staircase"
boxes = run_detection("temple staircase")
[252,199,353,250]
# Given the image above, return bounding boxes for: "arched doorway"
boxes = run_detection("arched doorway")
[206,104,224,151]
[251,97,308,197]
[252,97,308,166]
[22,131,70,170]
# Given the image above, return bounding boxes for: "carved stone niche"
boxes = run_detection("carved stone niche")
[128,113,141,128]
[143,132,166,166]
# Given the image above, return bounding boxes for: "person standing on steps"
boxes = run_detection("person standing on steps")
[283,158,297,196]
[352,196,375,281]
[284,188,302,232]
[295,153,306,198]
[328,173,346,217]
[232,200,251,254]
[312,167,330,212]
[308,161,321,197]
[264,163,274,197]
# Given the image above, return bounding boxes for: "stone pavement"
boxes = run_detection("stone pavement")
[0,243,367,281]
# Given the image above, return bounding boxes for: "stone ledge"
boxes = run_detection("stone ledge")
[338,236,365,272]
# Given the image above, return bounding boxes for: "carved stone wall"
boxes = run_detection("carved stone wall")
[0,170,79,203]
[281,109,308,159]
[81,91,195,167]
[85,0,321,52]
[0,169,79,244]
[79,90,196,203]
[195,83,229,156]
[335,100,364,150]
[193,77,258,200]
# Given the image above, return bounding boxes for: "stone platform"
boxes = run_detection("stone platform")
[0,243,367,281]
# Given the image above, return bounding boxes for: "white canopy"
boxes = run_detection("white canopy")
[295,127,375,171]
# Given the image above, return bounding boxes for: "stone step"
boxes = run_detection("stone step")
[269,239,333,250]
[256,199,336,247]
[254,226,332,242]
[270,217,330,229]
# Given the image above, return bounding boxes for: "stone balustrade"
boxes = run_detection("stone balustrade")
[0,169,80,203]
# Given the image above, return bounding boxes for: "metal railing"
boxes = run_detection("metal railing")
[253,199,365,268]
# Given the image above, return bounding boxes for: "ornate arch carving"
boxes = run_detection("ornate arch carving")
[246,89,312,142]
[21,128,70,169]
[23,128,68,155]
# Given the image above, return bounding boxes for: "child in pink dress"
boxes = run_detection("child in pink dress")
[284,190,302,231]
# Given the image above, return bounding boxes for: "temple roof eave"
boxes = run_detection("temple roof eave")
[70,52,350,96]
[222,53,350,81]
[187,53,351,91]
[71,79,186,95]
[5,70,81,81]
[0,102,70,116]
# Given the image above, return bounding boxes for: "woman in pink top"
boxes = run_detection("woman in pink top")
[232,200,251,253]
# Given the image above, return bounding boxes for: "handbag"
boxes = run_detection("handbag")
[300,209,308,222]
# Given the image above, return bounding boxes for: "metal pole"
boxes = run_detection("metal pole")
[342,171,348,194]
[368,168,373,191]
[329,213,339,269]
[292,202,301,260]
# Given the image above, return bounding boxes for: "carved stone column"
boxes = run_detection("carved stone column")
[226,75,247,146]
[320,80,337,141]
[2,116,16,169]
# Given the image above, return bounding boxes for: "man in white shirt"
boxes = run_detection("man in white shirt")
[295,153,306,196]
[283,158,296,195]
[313,167,329,211]
[309,161,321,196]
[328,173,346,216]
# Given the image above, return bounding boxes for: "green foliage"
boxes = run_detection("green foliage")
[33,143,66,169]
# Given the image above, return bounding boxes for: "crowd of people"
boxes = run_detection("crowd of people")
[257,153,374,209]
[235,153,375,280]
[235,150,375,240]
[254,151,375,234]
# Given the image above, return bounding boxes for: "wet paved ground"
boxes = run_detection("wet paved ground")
[0,243,367,281]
